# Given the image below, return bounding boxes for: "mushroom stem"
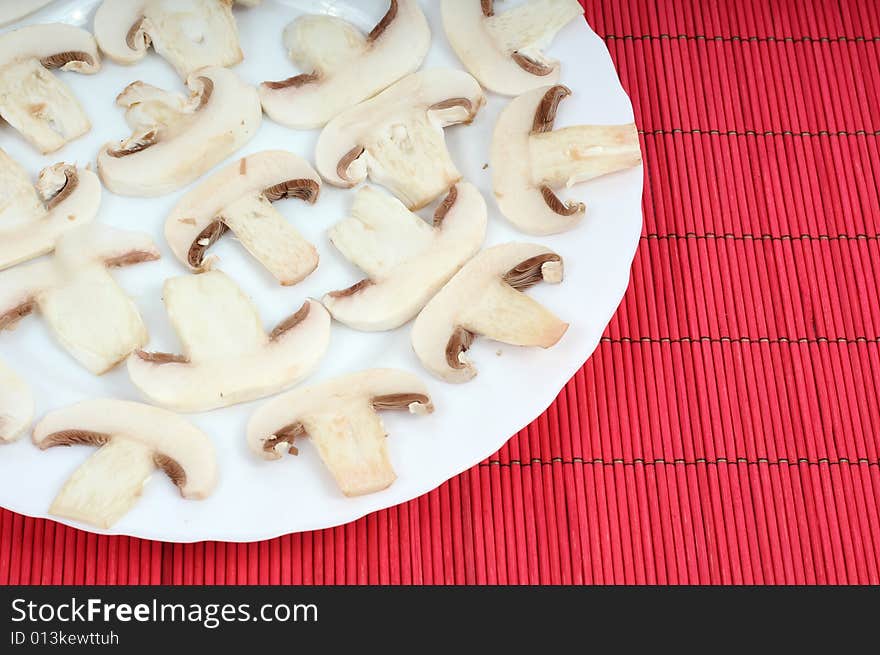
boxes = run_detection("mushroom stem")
[0,59,91,154]
[306,401,396,497]
[528,124,641,188]
[459,280,568,348]
[220,192,318,286]
[39,264,149,374]
[49,436,154,529]
[365,112,462,210]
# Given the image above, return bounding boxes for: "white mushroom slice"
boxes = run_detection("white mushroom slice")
[127,270,330,412]
[0,360,33,444]
[93,0,259,79]
[260,0,430,129]
[33,399,217,529]
[441,0,583,96]
[97,67,262,197]
[248,369,433,497]
[324,183,487,331]
[0,1,54,27]
[0,150,101,271]
[0,224,159,374]
[0,24,100,153]
[316,69,485,210]
[165,151,321,285]
[492,85,641,235]
[412,242,568,383]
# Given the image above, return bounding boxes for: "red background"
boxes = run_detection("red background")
[3,0,880,584]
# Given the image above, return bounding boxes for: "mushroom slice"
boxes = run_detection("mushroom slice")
[0,360,33,444]
[0,24,100,153]
[127,270,330,412]
[492,85,641,235]
[324,183,487,331]
[248,369,433,497]
[93,0,259,80]
[97,66,262,197]
[0,1,53,27]
[0,149,101,271]
[33,399,217,529]
[412,242,568,383]
[441,0,583,96]
[316,69,485,210]
[0,224,159,374]
[260,0,430,129]
[165,151,321,285]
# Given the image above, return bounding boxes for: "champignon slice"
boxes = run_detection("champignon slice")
[127,270,330,412]
[441,0,583,96]
[260,0,430,130]
[0,149,101,271]
[412,242,568,383]
[165,151,321,285]
[0,0,53,27]
[97,66,261,197]
[0,360,33,444]
[94,0,259,80]
[0,24,100,153]
[324,183,487,331]
[248,369,433,497]
[492,85,641,235]
[0,224,159,374]
[315,69,485,210]
[33,399,217,529]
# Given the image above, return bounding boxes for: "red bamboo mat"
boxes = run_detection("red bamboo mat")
[3,0,880,585]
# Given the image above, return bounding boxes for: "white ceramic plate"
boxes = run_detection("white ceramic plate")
[0,0,642,542]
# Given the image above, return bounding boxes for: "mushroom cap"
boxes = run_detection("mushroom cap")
[315,68,484,202]
[127,270,331,412]
[247,368,433,460]
[93,0,147,65]
[94,0,250,79]
[491,84,579,235]
[0,150,102,271]
[259,0,431,129]
[440,0,583,96]
[323,183,487,331]
[492,84,642,235]
[0,23,100,73]
[97,67,262,197]
[0,0,54,27]
[0,359,33,445]
[33,399,217,499]
[164,150,321,274]
[411,242,568,383]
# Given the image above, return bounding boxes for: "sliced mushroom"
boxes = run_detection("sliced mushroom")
[165,151,321,285]
[315,69,485,210]
[441,0,583,96]
[324,183,486,331]
[0,149,101,271]
[33,399,217,529]
[0,359,33,445]
[128,270,330,412]
[0,24,100,153]
[0,1,54,27]
[97,66,262,197]
[492,85,641,235]
[0,224,159,374]
[94,0,259,79]
[248,369,433,497]
[260,0,430,129]
[412,242,568,383]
